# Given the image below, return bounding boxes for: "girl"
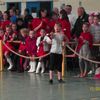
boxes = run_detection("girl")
[31,9,50,37]
[9,23,20,71]
[18,28,28,72]
[49,12,59,32]
[11,23,18,35]
[90,15,100,43]
[25,30,37,72]
[3,25,15,70]
[0,29,4,40]
[16,18,26,32]
[89,15,100,79]
[88,15,94,25]
[77,22,93,77]
[58,9,71,41]
[36,29,51,74]
[0,11,11,31]
[49,22,66,84]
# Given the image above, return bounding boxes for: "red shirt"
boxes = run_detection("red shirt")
[58,19,71,40]
[77,32,93,52]
[0,20,11,30]
[25,36,37,56]
[31,17,50,37]
[49,19,58,32]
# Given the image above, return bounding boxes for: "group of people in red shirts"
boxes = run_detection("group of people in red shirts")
[0,5,100,83]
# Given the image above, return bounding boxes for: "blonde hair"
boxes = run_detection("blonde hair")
[29,30,36,34]
[20,28,29,35]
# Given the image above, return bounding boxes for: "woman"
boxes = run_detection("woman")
[58,9,71,41]
[31,9,50,37]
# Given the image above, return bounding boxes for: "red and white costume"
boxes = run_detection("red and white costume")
[36,35,51,73]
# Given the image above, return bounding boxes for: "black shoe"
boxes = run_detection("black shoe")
[49,80,53,84]
[58,79,64,83]
[17,70,24,73]
[10,68,17,72]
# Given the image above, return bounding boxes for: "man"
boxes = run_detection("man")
[72,7,89,38]
[65,5,76,30]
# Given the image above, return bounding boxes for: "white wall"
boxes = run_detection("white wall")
[53,0,100,15]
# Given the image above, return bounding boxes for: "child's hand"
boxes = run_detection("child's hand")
[62,41,66,49]
[30,55,35,61]
[80,36,83,39]
[83,40,88,44]
[18,50,22,54]
[50,32,54,35]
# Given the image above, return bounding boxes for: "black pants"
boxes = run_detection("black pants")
[49,53,62,72]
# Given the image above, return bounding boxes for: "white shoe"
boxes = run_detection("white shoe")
[41,70,45,74]
[8,65,13,70]
[28,61,36,73]
[88,70,93,75]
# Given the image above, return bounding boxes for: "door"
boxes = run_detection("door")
[40,1,53,14]
[26,2,40,17]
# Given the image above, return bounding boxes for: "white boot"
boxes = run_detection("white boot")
[95,67,100,75]
[36,62,41,74]
[7,58,13,70]
[28,61,36,73]
[41,62,45,74]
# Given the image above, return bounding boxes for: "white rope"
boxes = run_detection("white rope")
[2,41,100,64]
[66,44,100,64]
[3,41,50,60]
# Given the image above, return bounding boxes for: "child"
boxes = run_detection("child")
[49,12,59,32]
[25,30,37,72]
[0,29,4,40]
[90,15,100,74]
[16,18,26,32]
[90,15,100,78]
[90,15,100,43]
[49,22,66,84]
[18,28,28,72]
[11,23,18,35]
[77,22,93,77]
[3,25,14,70]
[88,15,94,25]
[36,29,51,74]
[0,11,11,30]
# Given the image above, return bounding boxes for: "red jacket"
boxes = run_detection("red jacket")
[0,20,11,30]
[77,32,93,52]
[3,32,14,53]
[25,36,37,56]
[58,19,71,40]
[18,35,27,52]
[31,18,50,37]
[0,35,3,40]
[49,19,58,32]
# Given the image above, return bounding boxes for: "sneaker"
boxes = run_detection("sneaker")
[49,80,53,84]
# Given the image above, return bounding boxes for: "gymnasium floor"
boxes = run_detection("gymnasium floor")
[0,72,100,100]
